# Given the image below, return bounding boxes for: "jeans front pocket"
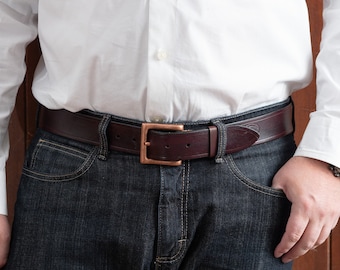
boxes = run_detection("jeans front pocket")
[225,134,296,197]
[23,129,98,182]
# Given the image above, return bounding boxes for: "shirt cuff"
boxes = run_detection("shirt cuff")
[294,113,340,168]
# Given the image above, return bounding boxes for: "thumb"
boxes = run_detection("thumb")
[271,157,301,191]
[272,166,286,190]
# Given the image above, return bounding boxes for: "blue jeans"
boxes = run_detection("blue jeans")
[6,100,294,269]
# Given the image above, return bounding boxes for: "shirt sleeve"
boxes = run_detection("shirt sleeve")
[295,0,340,168]
[0,0,38,215]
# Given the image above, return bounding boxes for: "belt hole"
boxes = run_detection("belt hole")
[186,143,191,148]
[165,145,170,149]
[115,134,121,140]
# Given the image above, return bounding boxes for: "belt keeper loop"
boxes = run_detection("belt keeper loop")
[208,126,218,158]
[98,114,111,161]
[211,120,227,164]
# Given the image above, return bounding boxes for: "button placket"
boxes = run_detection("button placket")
[146,0,177,122]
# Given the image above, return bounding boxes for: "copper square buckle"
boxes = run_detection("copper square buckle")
[140,122,184,166]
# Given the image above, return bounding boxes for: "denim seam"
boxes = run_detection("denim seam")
[156,162,189,264]
[40,145,87,159]
[30,139,88,170]
[224,155,287,198]
[22,147,98,182]
[156,240,187,264]
[156,166,165,260]
[37,141,88,158]
[182,161,189,241]
[37,139,88,156]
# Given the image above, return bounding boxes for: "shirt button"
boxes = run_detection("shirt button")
[150,116,165,123]
[156,49,168,61]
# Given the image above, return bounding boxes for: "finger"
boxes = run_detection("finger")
[274,205,308,259]
[313,225,332,249]
[312,215,339,249]
[332,218,339,230]
[280,221,322,263]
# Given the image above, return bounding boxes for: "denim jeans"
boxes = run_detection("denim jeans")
[6,100,295,270]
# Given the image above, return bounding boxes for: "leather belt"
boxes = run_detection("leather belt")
[38,103,294,166]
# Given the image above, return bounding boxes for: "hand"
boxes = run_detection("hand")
[0,215,10,268]
[272,156,340,263]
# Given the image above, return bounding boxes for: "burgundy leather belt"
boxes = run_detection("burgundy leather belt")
[38,103,293,166]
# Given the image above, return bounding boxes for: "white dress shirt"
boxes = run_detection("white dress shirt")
[1,0,340,215]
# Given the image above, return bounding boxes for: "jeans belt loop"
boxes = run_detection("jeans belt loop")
[211,120,228,164]
[97,114,112,161]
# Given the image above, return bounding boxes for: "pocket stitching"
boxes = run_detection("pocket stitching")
[30,139,88,170]
[23,142,98,182]
[224,155,286,198]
